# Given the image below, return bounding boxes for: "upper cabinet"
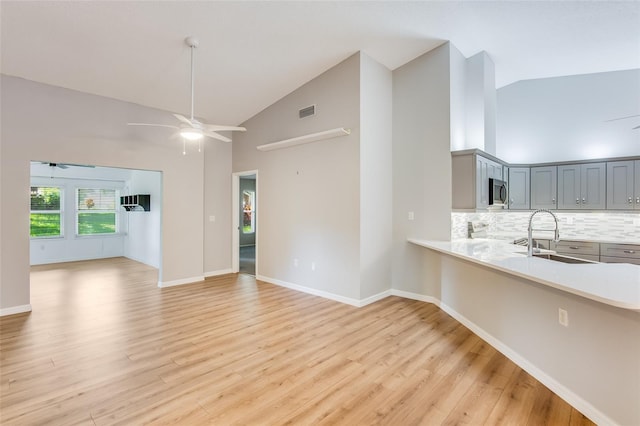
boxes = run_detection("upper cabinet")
[452,151,504,210]
[557,163,606,209]
[607,160,640,210]
[452,150,640,211]
[507,167,530,210]
[530,166,557,209]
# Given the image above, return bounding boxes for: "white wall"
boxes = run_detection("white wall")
[1,75,230,311]
[359,53,393,300]
[233,53,362,301]
[497,69,640,163]
[391,43,454,298]
[124,169,162,268]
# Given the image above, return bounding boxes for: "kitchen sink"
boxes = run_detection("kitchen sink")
[532,253,597,264]
[516,252,598,264]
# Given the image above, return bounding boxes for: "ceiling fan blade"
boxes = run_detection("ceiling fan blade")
[128,123,179,129]
[204,124,247,132]
[203,130,232,143]
[173,113,194,125]
[603,114,640,122]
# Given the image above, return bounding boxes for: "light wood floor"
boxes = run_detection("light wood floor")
[1,257,594,425]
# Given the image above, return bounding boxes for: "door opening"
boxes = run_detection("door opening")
[232,171,258,275]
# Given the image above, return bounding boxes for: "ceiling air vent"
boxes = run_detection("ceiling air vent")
[299,105,316,119]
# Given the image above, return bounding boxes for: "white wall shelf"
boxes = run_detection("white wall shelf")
[257,127,350,152]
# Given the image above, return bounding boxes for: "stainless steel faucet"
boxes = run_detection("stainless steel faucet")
[528,209,560,257]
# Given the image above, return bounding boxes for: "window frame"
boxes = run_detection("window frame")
[30,185,64,239]
[75,187,120,236]
[242,189,256,234]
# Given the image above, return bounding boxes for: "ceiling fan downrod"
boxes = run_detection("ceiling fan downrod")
[185,36,199,122]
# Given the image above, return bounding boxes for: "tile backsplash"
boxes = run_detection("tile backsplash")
[452,211,640,243]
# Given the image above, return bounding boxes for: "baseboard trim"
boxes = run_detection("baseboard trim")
[157,276,205,288]
[438,301,615,426]
[204,268,233,278]
[256,275,363,307]
[358,289,392,307]
[0,304,32,317]
[390,289,440,306]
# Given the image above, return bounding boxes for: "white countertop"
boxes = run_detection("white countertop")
[408,238,640,311]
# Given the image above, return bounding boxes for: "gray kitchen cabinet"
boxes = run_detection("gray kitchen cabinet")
[607,160,640,210]
[530,166,557,209]
[600,243,640,265]
[551,240,600,262]
[508,167,530,210]
[557,163,606,209]
[452,151,504,210]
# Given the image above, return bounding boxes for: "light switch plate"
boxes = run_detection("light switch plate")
[408,212,414,221]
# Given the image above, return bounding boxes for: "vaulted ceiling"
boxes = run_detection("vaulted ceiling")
[2,1,638,126]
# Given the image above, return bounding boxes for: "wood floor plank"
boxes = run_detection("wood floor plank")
[0,257,596,425]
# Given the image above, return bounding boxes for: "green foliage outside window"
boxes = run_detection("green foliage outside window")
[77,189,117,235]
[30,187,62,237]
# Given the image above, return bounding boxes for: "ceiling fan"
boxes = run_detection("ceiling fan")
[603,114,640,130]
[41,162,95,169]
[128,36,246,144]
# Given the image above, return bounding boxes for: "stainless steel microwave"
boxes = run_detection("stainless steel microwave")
[489,178,508,207]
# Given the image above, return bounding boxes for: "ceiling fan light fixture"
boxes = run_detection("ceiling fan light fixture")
[180,128,203,140]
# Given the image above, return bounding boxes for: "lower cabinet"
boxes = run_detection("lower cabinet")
[600,243,640,265]
[550,240,600,262]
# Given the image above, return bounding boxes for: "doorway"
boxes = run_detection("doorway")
[232,171,258,275]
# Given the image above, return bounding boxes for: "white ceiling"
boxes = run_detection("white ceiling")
[2,1,639,127]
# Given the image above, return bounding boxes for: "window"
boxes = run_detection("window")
[77,188,117,235]
[30,186,62,237]
[242,190,255,234]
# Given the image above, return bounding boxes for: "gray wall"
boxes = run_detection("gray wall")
[239,177,256,247]
[359,53,393,300]
[433,252,639,426]
[1,75,231,311]
[204,138,232,275]
[497,69,640,163]
[233,53,362,300]
[391,43,454,296]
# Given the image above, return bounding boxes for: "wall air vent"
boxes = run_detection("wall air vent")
[299,105,316,119]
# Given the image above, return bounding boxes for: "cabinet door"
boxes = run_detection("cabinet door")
[557,165,580,209]
[635,160,640,210]
[607,160,634,210]
[508,167,530,210]
[531,166,557,209]
[581,162,606,209]
[476,156,489,209]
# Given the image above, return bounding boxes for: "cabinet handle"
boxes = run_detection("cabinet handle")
[636,197,639,204]
[629,197,633,203]
[582,198,586,203]
[551,198,555,203]
[569,246,580,250]
[576,198,580,204]
[623,250,636,254]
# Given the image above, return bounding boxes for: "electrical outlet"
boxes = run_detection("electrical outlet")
[408,212,414,221]
[209,215,216,222]
[558,308,569,327]
[565,216,574,225]
[311,262,316,271]
[294,259,299,268]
